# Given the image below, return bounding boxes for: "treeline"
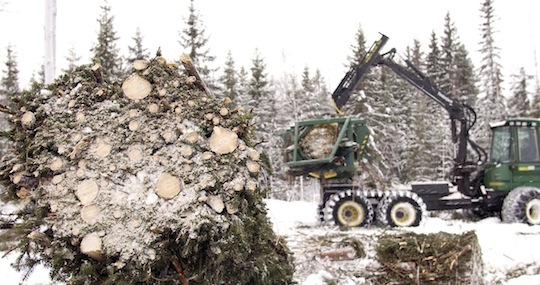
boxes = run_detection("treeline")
[1,0,539,200]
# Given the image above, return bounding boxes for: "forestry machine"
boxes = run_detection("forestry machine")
[283,33,540,227]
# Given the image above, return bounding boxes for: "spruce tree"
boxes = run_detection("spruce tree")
[248,49,270,110]
[179,0,218,91]
[237,66,249,96]
[127,27,150,62]
[1,44,20,109]
[310,68,333,116]
[342,25,372,115]
[243,48,274,143]
[425,31,445,86]
[247,49,276,144]
[372,66,409,184]
[440,12,460,99]
[404,41,453,181]
[438,14,482,178]
[346,24,368,69]
[300,66,327,119]
[29,65,45,87]
[62,44,82,74]
[0,44,20,156]
[477,0,505,145]
[90,0,123,80]
[245,50,286,201]
[219,50,239,104]
[301,66,315,94]
[507,67,531,117]
[454,43,478,106]
[531,81,540,117]
[312,69,328,97]
[276,71,302,125]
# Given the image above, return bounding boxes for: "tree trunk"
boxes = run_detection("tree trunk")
[180,54,209,94]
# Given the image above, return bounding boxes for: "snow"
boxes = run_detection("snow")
[2,199,540,284]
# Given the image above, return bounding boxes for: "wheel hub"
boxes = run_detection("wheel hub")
[390,202,417,227]
[526,198,540,225]
[337,201,365,227]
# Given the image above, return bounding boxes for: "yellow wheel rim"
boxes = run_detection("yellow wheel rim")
[390,202,417,227]
[337,201,365,227]
[526,198,540,225]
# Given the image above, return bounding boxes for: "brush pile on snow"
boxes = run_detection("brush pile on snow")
[0,56,294,285]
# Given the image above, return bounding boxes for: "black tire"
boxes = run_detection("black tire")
[323,190,374,227]
[377,191,427,227]
[501,186,540,225]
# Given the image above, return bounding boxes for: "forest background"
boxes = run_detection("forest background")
[1,0,539,200]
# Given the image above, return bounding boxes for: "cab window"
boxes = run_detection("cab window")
[518,127,539,162]
[490,127,512,163]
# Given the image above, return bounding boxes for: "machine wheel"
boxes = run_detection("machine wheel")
[377,191,427,227]
[501,186,540,225]
[323,190,374,227]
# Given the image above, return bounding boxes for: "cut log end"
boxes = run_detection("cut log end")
[133,59,150,71]
[76,179,99,205]
[21,111,36,127]
[206,195,224,213]
[81,204,101,224]
[155,173,182,199]
[122,74,152,101]
[80,233,104,260]
[246,160,260,174]
[91,138,112,158]
[209,127,238,154]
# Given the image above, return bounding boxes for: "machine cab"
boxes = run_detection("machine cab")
[486,119,540,191]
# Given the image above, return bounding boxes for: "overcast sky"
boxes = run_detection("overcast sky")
[0,0,539,93]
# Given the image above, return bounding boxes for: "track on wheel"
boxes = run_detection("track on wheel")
[501,186,540,225]
[322,190,375,227]
[376,190,427,227]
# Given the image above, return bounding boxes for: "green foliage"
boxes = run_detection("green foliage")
[507,67,533,117]
[63,44,83,74]
[477,0,505,146]
[248,49,270,105]
[90,0,124,80]
[0,44,20,158]
[218,50,239,103]
[376,231,479,284]
[1,44,20,108]
[127,27,150,63]
[179,0,218,92]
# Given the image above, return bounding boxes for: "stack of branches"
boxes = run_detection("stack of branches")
[0,55,294,285]
[375,231,482,285]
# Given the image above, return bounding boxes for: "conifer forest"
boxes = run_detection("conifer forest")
[1,0,539,198]
[1,0,540,284]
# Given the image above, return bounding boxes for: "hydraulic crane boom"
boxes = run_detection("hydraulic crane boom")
[331,33,487,197]
[331,34,389,113]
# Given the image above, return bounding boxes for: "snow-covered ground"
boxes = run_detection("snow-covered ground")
[265,199,540,285]
[2,199,540,284]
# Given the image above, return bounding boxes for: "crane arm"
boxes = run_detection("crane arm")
[330,33,487,197]
[331,34,389,113]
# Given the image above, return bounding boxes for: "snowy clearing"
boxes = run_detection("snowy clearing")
[2,199,540,284]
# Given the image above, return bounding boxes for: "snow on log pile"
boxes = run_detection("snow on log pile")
[0,56,294,284]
